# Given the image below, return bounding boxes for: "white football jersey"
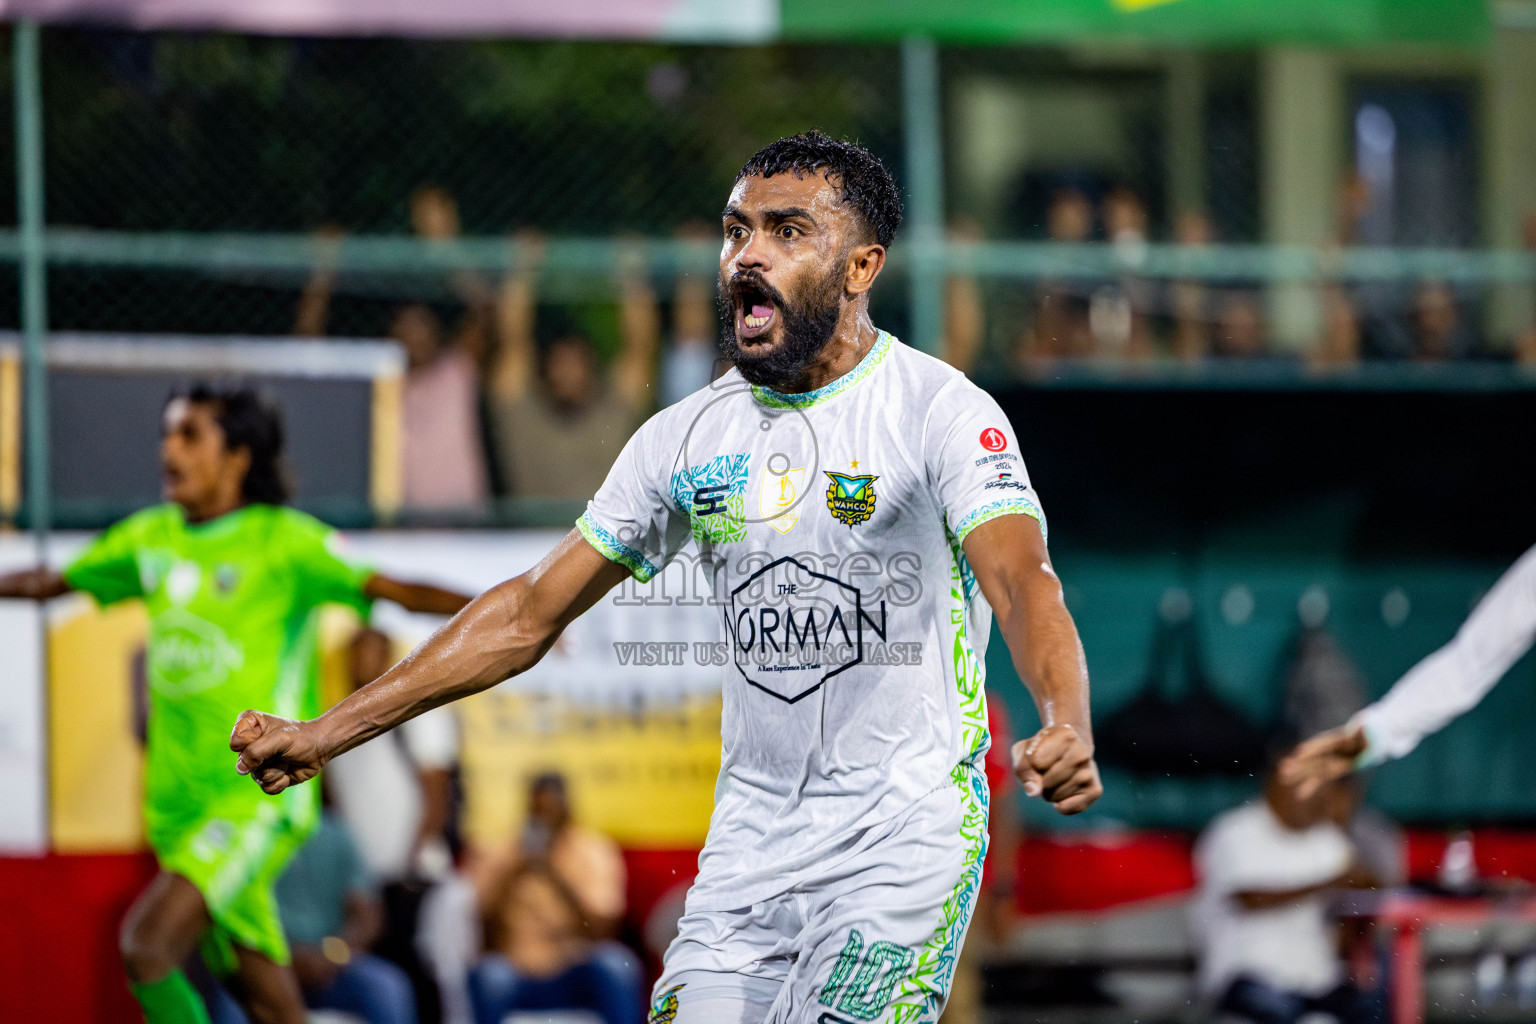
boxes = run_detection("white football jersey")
[577,331,1046,911]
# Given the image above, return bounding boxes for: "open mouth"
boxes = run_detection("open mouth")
[735,279,778,341]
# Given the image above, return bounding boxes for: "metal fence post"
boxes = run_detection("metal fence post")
[14,20,50,545]
[901,35,944,357]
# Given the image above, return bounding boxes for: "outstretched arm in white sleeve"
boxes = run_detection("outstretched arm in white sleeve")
[1282,543,1536,797]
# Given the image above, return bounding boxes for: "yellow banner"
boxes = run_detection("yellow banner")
[457,688,720,850]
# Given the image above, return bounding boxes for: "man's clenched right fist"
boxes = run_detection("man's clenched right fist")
[230,710,328,795]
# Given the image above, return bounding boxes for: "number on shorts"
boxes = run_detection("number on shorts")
[818,929,916,1021]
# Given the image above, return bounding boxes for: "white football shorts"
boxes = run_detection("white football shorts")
[648,764,990,1024]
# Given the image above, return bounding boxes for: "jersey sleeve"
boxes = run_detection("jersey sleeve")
[576,411,691,583]
[926,380,1047,547]
[61,511,156,605]
[1356,542,1536,767]
[280,511,375,613]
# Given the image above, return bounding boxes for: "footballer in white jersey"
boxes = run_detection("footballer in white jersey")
[232,131,1103,1024]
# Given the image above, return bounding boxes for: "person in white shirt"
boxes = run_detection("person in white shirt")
[1192,756,1380,1024]
[231,130,1103,1024]
[324,627,459,1024]
[1282,543,1536,797]
[325,628,457,884]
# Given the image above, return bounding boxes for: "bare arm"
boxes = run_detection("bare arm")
[942,272,984,374]
[293,227,344,337]
[964,514,1102,815]
[1233,881,1338,911]
[612,245,660,408]
[233,530,629,793]
[363,573,474,616]
[942,221,985,373]
[0,567,71,600]
[488,234,542,403]
[1233,862,1374,910]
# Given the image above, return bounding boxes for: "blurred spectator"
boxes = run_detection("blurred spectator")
[296,185,493,511]
[464,773,642,1024]
[411,183,462,243]
[660,222,723,406]
[1170,211,1214,363]
[234,811,419,1024]
[1279,622,1405,886]
[472,773,631,950]
[1191,757,1383,1024]
[327,627,458,1022]
[1280,624,1367,744]
[1409,280,1472,362]
[416,873,481,1024]
[470,864,641,1024]
[293,224,345,338]
[393,304,493,511]
[1315,284,1362,367]
[1518,211,1536,364]
[328,627,457,883]
[488,237,656,499]
[1213,289,1268,359]
[942,218,986,374]
[1335,173,1374,248]
[1096,185,1154,360]
[1018,188,1095,364]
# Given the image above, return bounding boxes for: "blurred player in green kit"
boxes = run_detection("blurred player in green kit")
[0,383,471,1024]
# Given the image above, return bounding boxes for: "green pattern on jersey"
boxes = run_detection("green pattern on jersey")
[885,540,992,1022]
[64,503,372,960]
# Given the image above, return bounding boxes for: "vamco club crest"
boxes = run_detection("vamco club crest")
[824,472,878,526]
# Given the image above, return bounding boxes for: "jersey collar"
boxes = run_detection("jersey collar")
[749,330,896,410]
[174,501,260,537]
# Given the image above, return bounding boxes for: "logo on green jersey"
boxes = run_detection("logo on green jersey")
[148,608,246,697]
[825,472,879,527]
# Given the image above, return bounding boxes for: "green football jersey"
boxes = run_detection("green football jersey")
[64,503,373,846]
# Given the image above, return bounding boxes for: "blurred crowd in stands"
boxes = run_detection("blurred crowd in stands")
[293,186,720,513]
[1003,179,1508,368]
[288,181,1536,513]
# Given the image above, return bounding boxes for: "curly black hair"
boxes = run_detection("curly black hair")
[735,130,903,249]
[167,381,293,505]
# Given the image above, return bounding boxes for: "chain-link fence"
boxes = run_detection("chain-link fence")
[2,26,1534,525]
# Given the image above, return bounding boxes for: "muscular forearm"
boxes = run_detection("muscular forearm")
[962,515,1100,814]
[0,568,70,600]
[997,566,1092,744]
[235,530,625,795]
[316,577,554,759]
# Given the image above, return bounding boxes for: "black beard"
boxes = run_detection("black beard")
[718,266,844,390]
